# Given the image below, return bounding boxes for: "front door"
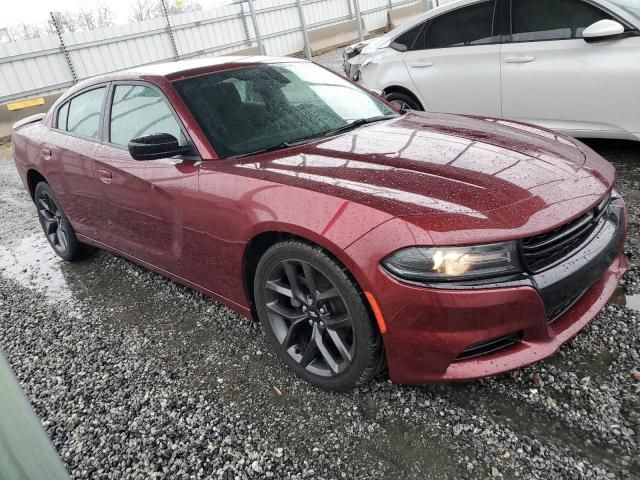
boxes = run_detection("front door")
[93,83,200,271]
[500,0,640,136]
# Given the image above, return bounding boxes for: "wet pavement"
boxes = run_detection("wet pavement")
[0,135,638,479]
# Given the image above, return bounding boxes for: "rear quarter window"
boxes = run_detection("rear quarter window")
[57,102,69,130]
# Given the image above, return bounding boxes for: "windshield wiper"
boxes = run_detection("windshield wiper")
[228,136,321,159]
[228,115,396,159]
[323,114,397,138]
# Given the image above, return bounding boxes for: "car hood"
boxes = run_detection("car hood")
[234,112,614,239]
[349,36,391,60]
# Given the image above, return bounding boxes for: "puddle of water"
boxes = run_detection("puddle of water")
[609,286,640,313]
[0,233,204,329]
[0,234,74,302]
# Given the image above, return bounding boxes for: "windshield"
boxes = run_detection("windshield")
[174,62,395,158]
[609,0,640,19]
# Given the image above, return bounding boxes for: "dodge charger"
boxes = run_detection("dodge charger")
[11,57,628,391]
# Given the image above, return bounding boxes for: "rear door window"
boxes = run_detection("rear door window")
[66,87,106,139]
[419,0,498,49]
[510,0,613,42]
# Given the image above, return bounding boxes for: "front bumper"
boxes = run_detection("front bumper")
[342,46,363,81]
[348,197,628,384]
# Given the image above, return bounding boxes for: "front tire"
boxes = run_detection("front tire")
[254,241,383,391]
[34,182,85,262]
[385,91,423,111]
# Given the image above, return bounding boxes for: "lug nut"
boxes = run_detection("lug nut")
[302,305,307,312]
[319,307,327,315]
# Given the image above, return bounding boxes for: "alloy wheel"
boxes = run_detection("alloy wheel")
[263,259,355,377]
[390,100,411,111]
[37,190,69,254]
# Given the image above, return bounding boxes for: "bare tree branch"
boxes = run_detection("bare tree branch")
[95,4,114,28]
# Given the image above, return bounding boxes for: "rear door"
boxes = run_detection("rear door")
[93,82,200,271]
[500,0,640,136]
[402,0,502,116]
[47,85,108,239]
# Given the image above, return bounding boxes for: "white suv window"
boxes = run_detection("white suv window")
[420,0,497,49]
[510,0,612,42]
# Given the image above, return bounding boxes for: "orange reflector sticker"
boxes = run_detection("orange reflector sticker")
[365,291,387,334]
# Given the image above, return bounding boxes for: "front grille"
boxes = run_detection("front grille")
[456,332,522,361]
[521,194,611,273]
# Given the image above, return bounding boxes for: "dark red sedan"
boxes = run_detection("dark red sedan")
[11,57,627,391]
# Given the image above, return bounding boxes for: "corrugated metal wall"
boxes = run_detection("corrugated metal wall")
[0,0,431,104]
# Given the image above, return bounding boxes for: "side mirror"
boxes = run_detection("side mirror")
[583,19,625,43]
[128,133,190,161]
[389,42,407,52]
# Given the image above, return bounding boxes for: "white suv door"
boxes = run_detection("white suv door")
[402,0,502,116]
[500,0,640,138]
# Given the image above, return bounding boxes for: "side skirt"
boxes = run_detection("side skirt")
[76,233,253,319]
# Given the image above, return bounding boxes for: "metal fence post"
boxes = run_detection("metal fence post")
[296,0,312,60]
[239,3,252,47]
[247,0,265,55]
[50,12,78,84]
[161,0,180,60]
[352,0,365,42]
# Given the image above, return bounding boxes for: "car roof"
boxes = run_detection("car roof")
[122,55,307,78]
[68,55,307,92]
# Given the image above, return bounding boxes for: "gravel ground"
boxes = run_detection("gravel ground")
[1,127,639,477]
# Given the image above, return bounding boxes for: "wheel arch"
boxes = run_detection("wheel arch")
[241,229,379,335]
[26,169,48,201]
[383,85,425,111]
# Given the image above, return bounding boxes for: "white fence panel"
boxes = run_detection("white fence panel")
[172,5,249,59]
[361,0,392,32]
[0,0,440,104]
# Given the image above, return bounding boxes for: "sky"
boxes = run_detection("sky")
[1,0,231,30]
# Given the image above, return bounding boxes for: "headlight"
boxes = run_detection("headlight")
[345,42,367,56]
[382,242,521,282]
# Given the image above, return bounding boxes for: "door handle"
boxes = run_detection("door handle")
[98,168,113,184]
[409,62,434,69]
[503,56,536,64]
[42,148,52,159]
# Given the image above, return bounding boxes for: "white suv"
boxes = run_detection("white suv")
[345,0,640,141]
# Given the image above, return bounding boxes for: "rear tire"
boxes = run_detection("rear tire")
[34,182,85,262]
[254,240,383,391]
[385,91,423,111]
